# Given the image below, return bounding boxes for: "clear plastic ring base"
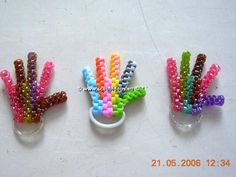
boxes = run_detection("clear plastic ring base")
[89,107,126,129]
[14,119,44,136]
[170,110,202,130]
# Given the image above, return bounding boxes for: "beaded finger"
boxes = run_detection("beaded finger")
[118,60,137,97]
[82,67,103,116]
[166,51,224,115]
[0,52,67,124]
[0,70,23,123]
[200,64,221,95]
[95,57,113,117]
[190,54,206,104]
[110,54,121,117]
[37,61,54,99]
[167,58,183,112]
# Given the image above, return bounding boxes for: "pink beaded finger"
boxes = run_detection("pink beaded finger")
[200,64,221,95]
[37,61,54,98]
[0,70,24,123]
[103,84,113,118]
[167,58,183,112]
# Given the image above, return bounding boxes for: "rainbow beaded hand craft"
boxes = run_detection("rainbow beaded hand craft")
[167,51,224,115]
[82,54,146,118]
[0,52,67,124]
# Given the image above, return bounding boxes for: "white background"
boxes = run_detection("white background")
[0,0,235,176]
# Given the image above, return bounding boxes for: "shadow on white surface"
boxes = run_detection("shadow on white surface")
[202,107,223,124]
[43,102,68,125]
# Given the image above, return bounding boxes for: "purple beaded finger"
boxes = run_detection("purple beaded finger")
[27,52,38,111]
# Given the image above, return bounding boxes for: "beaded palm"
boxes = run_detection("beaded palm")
[82,54,146,118]
[0,52,67,124]
[167,51,224,115]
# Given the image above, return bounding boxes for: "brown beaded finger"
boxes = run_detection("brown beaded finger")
[191,53,206,79]
[14,59,26,84]
[14,59,30,122]
[38,91,67,114]
[190,54,206,104]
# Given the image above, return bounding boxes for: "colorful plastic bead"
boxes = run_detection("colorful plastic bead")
[118,60,137,97]
[82,67,103,116]
[180,51,191,99]
[37,61,54,99]
[167,58,183,112]
[191,54,206,104]
[200,64,221,95]
[0,70,23,123]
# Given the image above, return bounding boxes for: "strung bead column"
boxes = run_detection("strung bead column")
[0,70,23,123]
[27,52,38,122]
[191,54,206,104]
[110,54,122,118]
[167,58,183,112]
[96,57,113,117]
[118,60,137,97]
[200,64,221,95]
[82,67,103,116]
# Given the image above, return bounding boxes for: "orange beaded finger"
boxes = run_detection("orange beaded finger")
[96,57,106,99]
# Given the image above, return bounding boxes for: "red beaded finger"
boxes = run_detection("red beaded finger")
[37,61,54,99]
[200,64,221,95]
[0,70,24,123]
[167,58,183,112]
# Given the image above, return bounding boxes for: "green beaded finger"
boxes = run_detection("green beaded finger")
[112,87,146,118]
[180,51,191,99]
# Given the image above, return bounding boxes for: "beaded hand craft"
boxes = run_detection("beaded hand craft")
[167,51,224,115]
[82,54,146,119]
[0,52,67,124]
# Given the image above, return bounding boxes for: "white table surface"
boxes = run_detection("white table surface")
[0,0,235,176]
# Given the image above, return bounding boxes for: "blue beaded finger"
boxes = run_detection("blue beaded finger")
[82,67,103,116]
